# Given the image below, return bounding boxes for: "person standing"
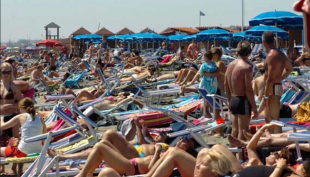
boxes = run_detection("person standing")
[225,41,258,141]
[261,31,293,133]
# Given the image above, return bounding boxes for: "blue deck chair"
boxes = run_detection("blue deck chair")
[271,119,309,162]
[198,88,227,120]
[63,69,88,88]
[289,91,310,104]
[281,89,297,104]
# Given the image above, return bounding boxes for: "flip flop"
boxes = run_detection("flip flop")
[294,0,310,52]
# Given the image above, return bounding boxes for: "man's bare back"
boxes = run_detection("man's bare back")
[226,59,252,96]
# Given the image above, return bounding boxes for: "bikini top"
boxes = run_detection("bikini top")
[0,82,15,100]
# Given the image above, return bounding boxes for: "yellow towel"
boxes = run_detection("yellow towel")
[6,156,38,163]
[56,136,96,153]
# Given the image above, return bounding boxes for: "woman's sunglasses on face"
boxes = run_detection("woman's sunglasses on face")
[1,70,11,75]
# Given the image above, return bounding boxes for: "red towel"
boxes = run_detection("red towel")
[22,88,35,99]
[160,55,172,64]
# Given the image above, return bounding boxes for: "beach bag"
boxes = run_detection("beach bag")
[295,102,310,122]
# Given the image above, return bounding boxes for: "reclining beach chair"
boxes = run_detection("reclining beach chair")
[21,126,80,177]
[63,69,88,88]
[271,120,310,162]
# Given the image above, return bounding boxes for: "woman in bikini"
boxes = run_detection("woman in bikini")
[0,62,23,138]
[295,46,310,66]
[75,138,196,177]
[99,143,241,177]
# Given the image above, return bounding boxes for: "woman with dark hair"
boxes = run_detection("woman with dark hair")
[0,98,47,175]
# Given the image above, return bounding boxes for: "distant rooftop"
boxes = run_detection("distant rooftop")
[140,27,157,34]
[45,22,60,28]
[71,27,92,36]
[116,27,135,35]
[95,27,114,36]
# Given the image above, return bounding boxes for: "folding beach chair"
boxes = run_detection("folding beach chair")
[197,88,229,120]
[21,126,79,177]
[271,120,310,162]
[63,69,88,88]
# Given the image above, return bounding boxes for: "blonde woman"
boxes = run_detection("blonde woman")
[97,144,242,177]
[0,62,23,138]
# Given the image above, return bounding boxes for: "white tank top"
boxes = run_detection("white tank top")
[18,113,43,154]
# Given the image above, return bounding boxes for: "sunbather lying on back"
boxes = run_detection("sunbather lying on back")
[75,138,196,177]
[47,116,174,160]
[146,71,180,83]
[228,124,305,152]
[121,66,155,82]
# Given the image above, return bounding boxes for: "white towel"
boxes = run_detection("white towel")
[121,119,133,136]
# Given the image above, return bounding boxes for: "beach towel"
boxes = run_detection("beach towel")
[22,88,35,99]
[121,119,133,136]
[160,55,172,64]
[295,102,310,122]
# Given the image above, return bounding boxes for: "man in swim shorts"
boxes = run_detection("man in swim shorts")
[225,41,258,141]
[262,32,293,133]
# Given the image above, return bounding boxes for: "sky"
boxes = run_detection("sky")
[1,0,300,42]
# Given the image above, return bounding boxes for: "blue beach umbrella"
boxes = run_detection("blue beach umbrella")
[73,34,102,41]
[168,34,187,41]
[249,11,303,26]
[245,26,288,38]
[197,29,232,47]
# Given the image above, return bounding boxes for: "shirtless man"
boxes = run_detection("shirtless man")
[29,64,50,93]
[261,32,293,133]
[126,51,143,68]
[225,41,258,141]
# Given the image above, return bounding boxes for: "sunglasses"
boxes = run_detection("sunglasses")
[1,70,11,75]
[273,151,280,158]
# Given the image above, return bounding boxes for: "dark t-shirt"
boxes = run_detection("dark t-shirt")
[237,166,290,177]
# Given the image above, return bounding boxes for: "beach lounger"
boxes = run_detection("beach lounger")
[271,119,310,162]
[21,126,80,177]
[63,69,88,88]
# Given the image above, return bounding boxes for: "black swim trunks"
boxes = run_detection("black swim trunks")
[216,89,221,96]
[190,64,198,71]
[279,104,292,118]
[3,114,18,137]
[229,96,252,115]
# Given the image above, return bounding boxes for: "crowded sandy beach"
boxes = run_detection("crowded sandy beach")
[0,0,310,177]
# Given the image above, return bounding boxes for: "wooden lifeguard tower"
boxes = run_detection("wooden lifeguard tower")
[45,22,60,40]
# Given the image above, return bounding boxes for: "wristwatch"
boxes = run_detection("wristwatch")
[263,95,269,99]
